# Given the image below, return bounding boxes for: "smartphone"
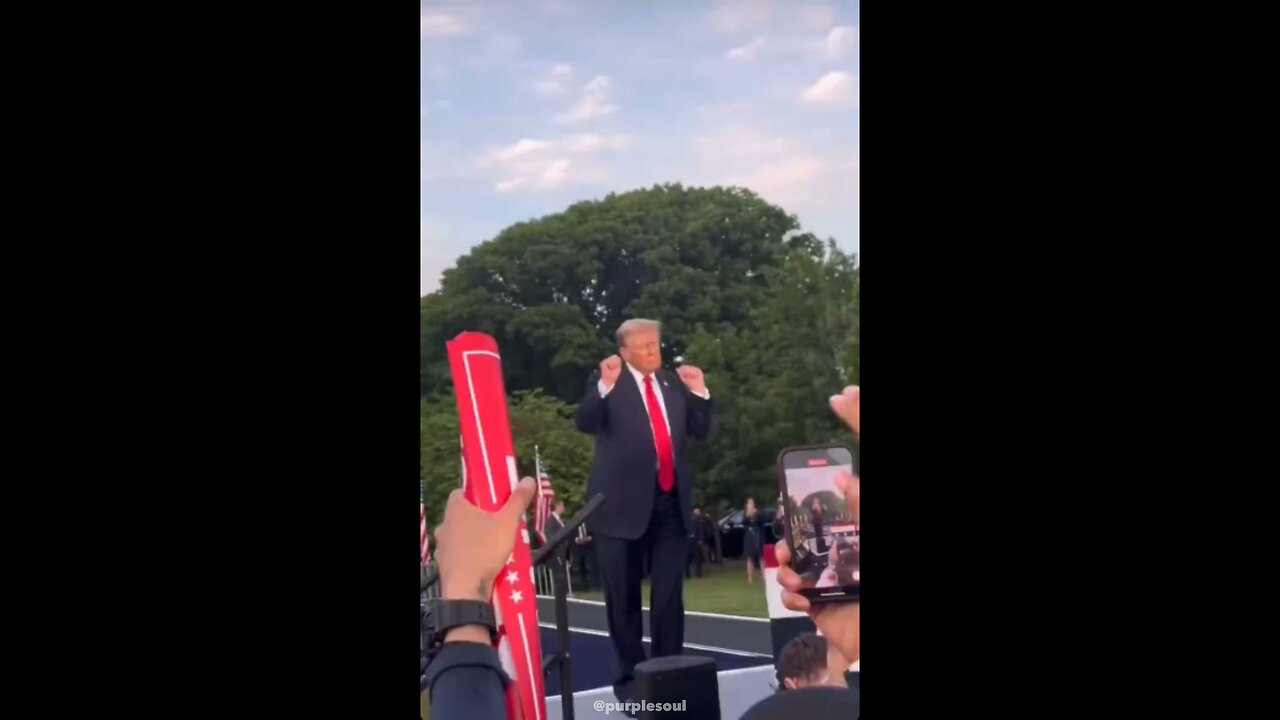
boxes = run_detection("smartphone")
[777,444,859,602]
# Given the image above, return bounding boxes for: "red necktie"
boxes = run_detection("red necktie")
[643,375,675,493]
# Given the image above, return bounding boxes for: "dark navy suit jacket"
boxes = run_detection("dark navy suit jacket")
[574,366,714,539]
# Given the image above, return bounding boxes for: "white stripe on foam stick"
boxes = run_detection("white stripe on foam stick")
[462,350,501,505]
[518,613,543,720]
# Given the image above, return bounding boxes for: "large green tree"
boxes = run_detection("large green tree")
[420,185,858,518]
[696,237,859,508]
[420,184,805,402]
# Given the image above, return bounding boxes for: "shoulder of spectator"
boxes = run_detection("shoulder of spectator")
[424,641,510,692]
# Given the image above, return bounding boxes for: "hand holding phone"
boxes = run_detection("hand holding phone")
[772,472,860,663]
[777,444,859,603]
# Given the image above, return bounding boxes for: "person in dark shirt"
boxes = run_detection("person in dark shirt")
[686,506,710,578]
[811,499,828,555]
[572,520,597,592]
[545,498,570,595]
[743,498,764,584]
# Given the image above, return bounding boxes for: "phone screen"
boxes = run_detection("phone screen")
[779,445,858,601]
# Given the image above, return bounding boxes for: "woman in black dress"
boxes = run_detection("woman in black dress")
[743,497,764,584]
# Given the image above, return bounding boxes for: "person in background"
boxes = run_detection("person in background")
[696,506,712,569]
[811,498,828,555]
[772,493,786,543]
[573,519,596,593]
[686,507,710,579]
[743,497,764,585]
[707,505,723,564]
[545,498,570,595]
[776,633,829,690]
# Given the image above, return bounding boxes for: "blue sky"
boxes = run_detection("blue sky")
[421,0,859,295]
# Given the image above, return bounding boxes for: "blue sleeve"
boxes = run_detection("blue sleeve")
[575,372,608,433]
[686,389,713,440]
[425,641,510,720]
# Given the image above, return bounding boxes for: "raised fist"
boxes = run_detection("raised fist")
[600,354,622,387]
[676,364,707,394]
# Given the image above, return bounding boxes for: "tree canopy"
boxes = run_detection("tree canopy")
[421,184,857,524]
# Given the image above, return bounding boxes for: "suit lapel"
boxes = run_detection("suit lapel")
[620,364,647,419]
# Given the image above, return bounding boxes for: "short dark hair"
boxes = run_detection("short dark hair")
[777,633,827,688]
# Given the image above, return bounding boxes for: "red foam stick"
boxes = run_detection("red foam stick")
[446,332,546,720]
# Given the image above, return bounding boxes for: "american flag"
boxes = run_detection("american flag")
[420,502,430,564]
[534,446,554,544]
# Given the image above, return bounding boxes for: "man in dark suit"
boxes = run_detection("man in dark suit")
[545,499,570,595]
[687,507,710,579]
[572,520,597,592]
[575,318,714,703]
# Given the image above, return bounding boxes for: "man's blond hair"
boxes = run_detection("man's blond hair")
[616,318,661,347]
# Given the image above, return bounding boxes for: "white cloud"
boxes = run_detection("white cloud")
[481,134,630,193]
[494,139,551,163]
[733,155,827,203]
[554,75,619,124]
[685,126,858,217]
[494,157,574,193]
[708,0,773,34]
[420,12,467,38]
[539,158,572,188]
[801,71,858,107]
[725,37,766,61]
[532,63,574,96]
[800,5,838,31]
[689,126,799,160]
[824,25,857,60]
[495,177,527,193]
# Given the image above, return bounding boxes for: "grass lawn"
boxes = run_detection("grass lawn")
[572,558,768,618]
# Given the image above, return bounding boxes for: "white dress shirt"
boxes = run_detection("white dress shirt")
[598,363,711,411]
[598,363,709,467]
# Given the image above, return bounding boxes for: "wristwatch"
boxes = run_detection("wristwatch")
[424,598,498,649]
